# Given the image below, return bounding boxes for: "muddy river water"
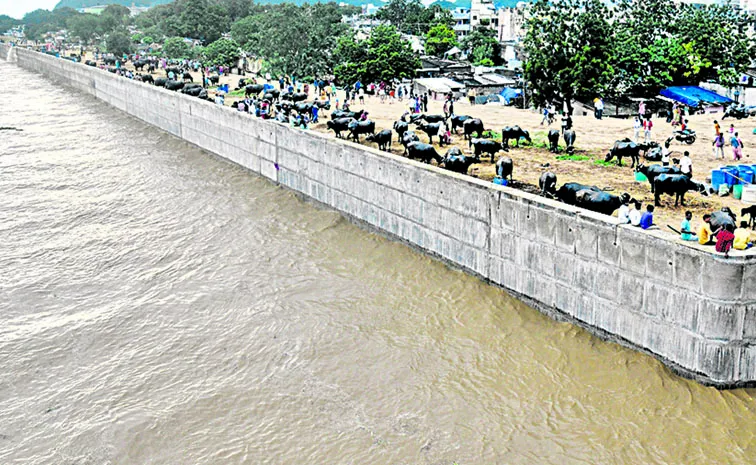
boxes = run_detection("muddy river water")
[1,61,755,464]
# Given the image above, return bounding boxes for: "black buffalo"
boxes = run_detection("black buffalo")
[419,114,447,124]
[711,210,737,232]
[401,131,421,155]
[154,77,168,87]
[441,147,479,175]
[741,205,756,229]
[471,138,506,161]
[182,86,205,97]
[463,118,485,142]
[556,182,602,205]
[404,113,425,124]
[207,75,220,85]
[450,115,472,133]
[564,129,576,154]
[496,157,514,181]
[417,122,443,145]
[574,189,631,216]
[393,120,409,138]
[366,129,392,151]
[140,74,154,85]
[166,67,181,77]
[85,60,97,67]
[331,109,364,120]
[327,117,354,139]
[294,102,314,115]
[653,174,707,207]
[501,126,531,148]
[635,163,682,193]
[539,172,558,197]
[286,92,307,102]
[406,142,442,164]
[245,84,264,98]
[548,129,560,153]
[605,139,642,168]
[348,119,376,142]
[165,80,185,91]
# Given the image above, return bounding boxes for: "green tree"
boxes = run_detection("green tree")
[523,0,615,113]
[67,14,100,44]
[141,35,155,45]
[333,25,419,84]
[106,28,133,56]
[333,33,368,85]
[375,0,450,35]
[99,4,131,34]
[424,23,457,57]
[163,36,190,59]
[203,37,240,68]
[461,27,502,66]
[231,3,349,77]
[0,15,21,33]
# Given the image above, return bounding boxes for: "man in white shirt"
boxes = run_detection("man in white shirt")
[629,201,642,226]
[680,151,693,177]
[617,197,630,223]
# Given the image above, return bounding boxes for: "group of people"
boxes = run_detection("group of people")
[712,120,745,161]
[685,210,752,258]
[617,199,656,230]
[617,197,752,257]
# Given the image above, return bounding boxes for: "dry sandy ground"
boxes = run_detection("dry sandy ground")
[98,55,756,247]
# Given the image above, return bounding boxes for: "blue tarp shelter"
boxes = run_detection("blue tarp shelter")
[499,87,523,104]
[659,86,732,107]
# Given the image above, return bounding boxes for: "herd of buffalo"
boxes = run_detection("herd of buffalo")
[88,55,717,220]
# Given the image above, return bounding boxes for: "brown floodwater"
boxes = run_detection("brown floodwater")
[1,60,755,465]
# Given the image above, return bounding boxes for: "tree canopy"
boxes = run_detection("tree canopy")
[424,23,458,57]
[203,37,241,68]
[523,0,756,110]
[230,3,350,77]
[106,28,133,56]
[461,26,502,66]
[375,0,454,36]
[334,25,419,84]
[163,36,190,59]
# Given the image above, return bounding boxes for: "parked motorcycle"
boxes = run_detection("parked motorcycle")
[723,104,756,120]
[666,130,697,145]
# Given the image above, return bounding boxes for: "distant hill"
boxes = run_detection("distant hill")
[54,0,172,10]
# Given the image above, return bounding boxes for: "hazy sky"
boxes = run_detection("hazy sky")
[0,0,60,19]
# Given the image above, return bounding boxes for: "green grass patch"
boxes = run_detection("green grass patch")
[593,159,615,167]
[228,88,246,96]
[556,154,591,161]
[481,130,501,141]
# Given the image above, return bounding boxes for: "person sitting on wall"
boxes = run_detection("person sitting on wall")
[640,204,656,230]
[680,211,697,241]
[714,223,735,258]
[698,214,714,245]
[734,221,753,250]
[629,200,642,226]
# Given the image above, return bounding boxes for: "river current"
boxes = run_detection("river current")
[1,60,755,465]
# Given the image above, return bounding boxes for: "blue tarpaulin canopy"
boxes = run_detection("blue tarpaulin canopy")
[499,87,523,104]
[659,86,732,107]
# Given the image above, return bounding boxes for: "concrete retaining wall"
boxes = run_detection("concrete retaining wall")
[5,44,755,388]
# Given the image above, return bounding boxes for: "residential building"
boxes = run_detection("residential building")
[452,8,471,38]
[497,5,526,42]
[469,0,498,29]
